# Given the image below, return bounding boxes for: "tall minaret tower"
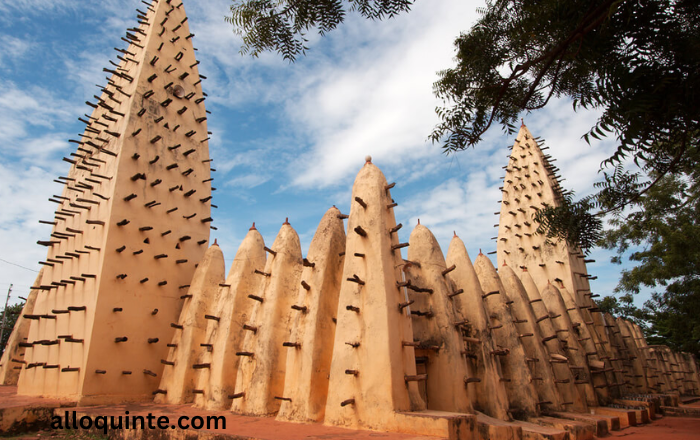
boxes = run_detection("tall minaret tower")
[495,124,594,307]
[17,0,213,404]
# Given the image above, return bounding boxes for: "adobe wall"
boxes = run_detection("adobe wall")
[17,0,212,404]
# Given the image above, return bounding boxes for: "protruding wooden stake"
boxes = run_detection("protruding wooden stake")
[346,274,365,285]
[442,264,456,276]
[398,300,414,311]
[193,363,211,369]
[354,226,367,237]
[448,289,464,298]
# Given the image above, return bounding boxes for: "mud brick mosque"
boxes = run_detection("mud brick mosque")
[0,1,697,439]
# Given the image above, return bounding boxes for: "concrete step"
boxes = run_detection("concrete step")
[513,420,569,440]
[476,412,522,440]
[592,407,636,428]
[531,416,595,440]
[549,411,613,435]
[661,405,700,418]
[614,399,655,420]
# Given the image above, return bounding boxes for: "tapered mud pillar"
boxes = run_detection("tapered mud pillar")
[276,207,346,423]
[555,286,612,405]
[495,124,595,310]
[500,265,582,413]
[0,270,43,385]
[18,0,212,404]
[155,243,225,404]
[540,284,599,407]
[230,221,303,416]
[473,254,539,419]
[589,307,626,397]
[191,226,266,410]
[630,324,672,394]
[324,161,431,433]
[445,235,510,420]
[403,224,473,413]
[518,269,589,412]
[681,353,700,395]
[617,319,650,393]
[603,314,635,395]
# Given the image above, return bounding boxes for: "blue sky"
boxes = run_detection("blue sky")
[0,0,642,308]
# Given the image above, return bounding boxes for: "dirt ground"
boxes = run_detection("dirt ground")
[604,417,700,440]
[1,431,106,440]
[3,417,700,440]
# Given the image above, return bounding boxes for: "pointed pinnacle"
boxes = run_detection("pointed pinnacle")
[249,222,256,231]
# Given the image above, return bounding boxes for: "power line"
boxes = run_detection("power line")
[0,258,38,273]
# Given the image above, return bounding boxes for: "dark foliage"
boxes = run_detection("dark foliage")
[432,0,700,249]
[0,303,22,356]
[226,0,413,61]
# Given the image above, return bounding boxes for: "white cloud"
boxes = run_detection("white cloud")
[225,173,270,189]
[0,0,644,307]
[0,34,33,65]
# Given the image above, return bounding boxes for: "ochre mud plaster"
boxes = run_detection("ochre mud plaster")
[324,162,427,432]
[499,265,575,412]
[17,0,211,404]
[0,270,43,385]
[154,243,225,404]
[277,207,346,423]
[473,254,539,419]
[5,19,698,431]
[192,226,266,410]
[496,125,594,310]
[616,318,650,393]
[539,284,599,407]
[517,269,588,412]
[230,222,303,416]
[403,224,473,414]
[445,236,510,420]
[555,285,613,405]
